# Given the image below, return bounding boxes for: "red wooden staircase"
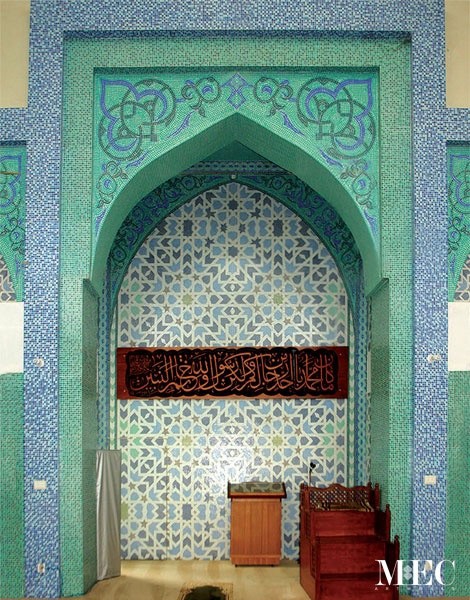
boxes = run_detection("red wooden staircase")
[300,483,400,600]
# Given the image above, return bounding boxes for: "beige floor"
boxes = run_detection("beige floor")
[75,560,309,600]
[31,560,468,600]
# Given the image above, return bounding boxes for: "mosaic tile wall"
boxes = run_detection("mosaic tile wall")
[62,30,413,597]
[117,184,349,559]
[0,0,464,596]
[0,184,23,597]
[102,166,369,484]
[447,147,470,596]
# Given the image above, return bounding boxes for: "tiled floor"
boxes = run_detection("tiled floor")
[25,560,468,600]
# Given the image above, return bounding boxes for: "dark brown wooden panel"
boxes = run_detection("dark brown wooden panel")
[117,346,348,399]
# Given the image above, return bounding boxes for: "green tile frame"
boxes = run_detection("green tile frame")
[60,33,412,593]
[0,373,25,599]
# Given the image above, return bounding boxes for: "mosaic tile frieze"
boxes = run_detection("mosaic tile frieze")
[448,147,470,300]
[0,148,26,301]
[117,184,350,559]
[94,71,379,246]
[109,175,362,311]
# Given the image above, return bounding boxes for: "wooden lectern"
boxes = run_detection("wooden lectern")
[227,481,287,566]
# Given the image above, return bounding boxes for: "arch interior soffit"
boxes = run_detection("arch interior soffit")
[106,169,364,316]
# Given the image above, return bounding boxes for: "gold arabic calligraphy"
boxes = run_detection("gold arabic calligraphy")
[122,347,346,399]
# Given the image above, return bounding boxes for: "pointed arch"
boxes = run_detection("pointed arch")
[91,113,380,294]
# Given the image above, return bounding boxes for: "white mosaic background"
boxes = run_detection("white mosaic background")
[117,183,349,559]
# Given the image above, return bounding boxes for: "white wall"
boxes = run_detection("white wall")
[0,302,24,374]
[448,302,470,370]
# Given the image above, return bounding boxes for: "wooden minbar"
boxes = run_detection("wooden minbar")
[228,481,287,566]
[300,482,400,600]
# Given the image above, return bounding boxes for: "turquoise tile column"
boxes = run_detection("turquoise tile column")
[0,373,24,599]
[446,372,470,596]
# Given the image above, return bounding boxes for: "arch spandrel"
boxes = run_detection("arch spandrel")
[92,71,380,293]
[0,147,26,301]
[448,148,470,300]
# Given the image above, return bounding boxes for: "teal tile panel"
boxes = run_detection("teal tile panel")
[0,373,24,599]
[446,372,470,596]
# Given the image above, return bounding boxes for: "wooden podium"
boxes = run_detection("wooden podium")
[228,481,287,566]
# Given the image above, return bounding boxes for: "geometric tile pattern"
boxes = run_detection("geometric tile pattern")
[97,272,112,449]
[119,398,347,560]
[117,184,349,559]
[0,146,26,301]
[110,171,362,312]
[347,309,356,487]
[109,310,118,449]
[118,183,348,348]
[353,289,369,482]
[0,255,16,301]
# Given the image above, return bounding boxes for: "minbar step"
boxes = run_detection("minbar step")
[319,573,396,600]
[318,535,387,574]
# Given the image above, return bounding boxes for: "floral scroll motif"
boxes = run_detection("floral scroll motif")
[98,78,177,162]
[253,77,294,116]
[95,72,378,245]
[296,78,376,160]
[181,77,222,116]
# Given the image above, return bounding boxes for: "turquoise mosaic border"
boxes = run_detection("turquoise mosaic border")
[446,372,470,596]
[0,373,24,598]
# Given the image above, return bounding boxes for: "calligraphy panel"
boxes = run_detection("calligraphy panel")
[117,347,348,399]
